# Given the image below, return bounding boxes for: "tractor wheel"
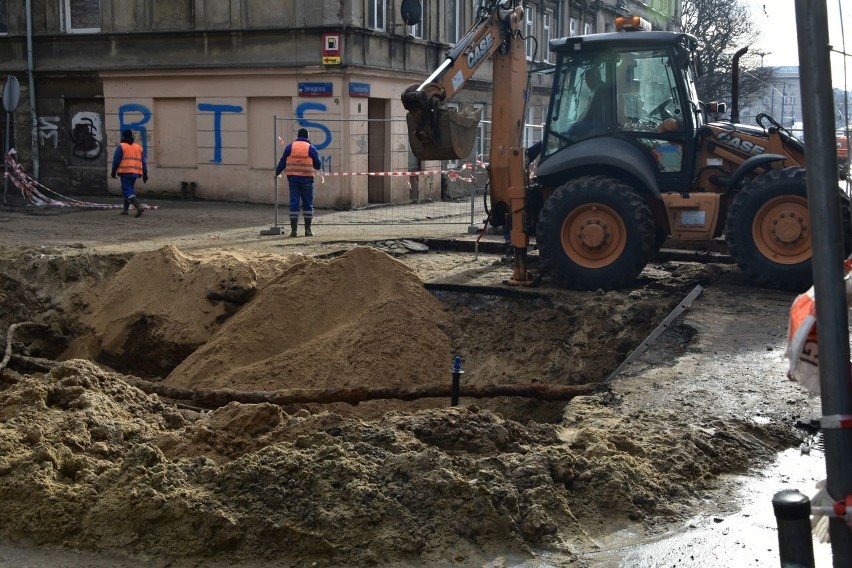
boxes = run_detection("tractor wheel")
[725,167,815,290]
[536,176,655,290]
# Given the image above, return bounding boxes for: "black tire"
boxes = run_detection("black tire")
[536,176,655,290]
[725,167,814,290]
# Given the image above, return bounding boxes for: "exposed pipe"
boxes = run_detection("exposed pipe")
[730,46,748,123]
[25,0,39,179]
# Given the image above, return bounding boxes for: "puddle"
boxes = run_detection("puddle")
[574,444,833,567]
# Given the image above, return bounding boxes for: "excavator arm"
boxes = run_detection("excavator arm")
[402,0,533,284]
[401,0,524,161]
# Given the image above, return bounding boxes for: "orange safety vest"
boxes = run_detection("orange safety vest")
[117,142,144,176]
[285,140,316,177]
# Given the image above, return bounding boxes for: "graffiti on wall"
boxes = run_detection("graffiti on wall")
[114,100,336,167]
[70,112,103,159]
[118,103,151,156]
[37,116,61,148]
[295,102,333,171]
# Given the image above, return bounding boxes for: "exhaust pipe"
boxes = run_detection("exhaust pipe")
[731,46,748,123]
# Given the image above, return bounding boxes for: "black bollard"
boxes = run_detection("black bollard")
[451,355,463,406]
[773,489,815,567]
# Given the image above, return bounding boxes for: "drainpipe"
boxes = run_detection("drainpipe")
[25,0,39,179]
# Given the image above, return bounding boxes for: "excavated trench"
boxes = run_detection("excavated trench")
[0,245,713,422]
[1,243,805,567]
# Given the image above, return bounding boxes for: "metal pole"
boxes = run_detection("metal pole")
[3,110,9,204]
[773,489,816,567]
[273,116,279,228]
[260,116,282,236]
[794,1,852,565]
[25,0,38,180]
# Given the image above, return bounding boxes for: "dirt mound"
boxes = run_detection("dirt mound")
[164,247,452,393]
[0,360,585,566]
[63,245,293,377]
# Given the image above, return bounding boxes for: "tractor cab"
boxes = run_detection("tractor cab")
[537,29,704,195]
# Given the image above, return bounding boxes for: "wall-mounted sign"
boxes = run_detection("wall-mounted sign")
[322,33,341,65]
[349,82,370,98]
[298,82,333,97]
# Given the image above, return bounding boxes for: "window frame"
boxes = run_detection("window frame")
[543,11,553,63]
[525,4,535,61]
[448,0,462,44]
[583,22,592,36]
[409,15,423,38]
[368,0,386,32]
[569,18,577,37]
[64,0,101,34]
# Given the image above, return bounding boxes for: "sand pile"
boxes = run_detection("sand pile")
[62,245,292,377]
[164,246,453,393]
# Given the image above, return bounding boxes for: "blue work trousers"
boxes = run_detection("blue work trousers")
[288,179,314,220]
[120,174,139,199]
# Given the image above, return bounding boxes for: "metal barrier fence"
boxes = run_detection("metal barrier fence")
[268,116,539,229]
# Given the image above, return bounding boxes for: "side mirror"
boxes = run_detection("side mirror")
[401,0,422,26]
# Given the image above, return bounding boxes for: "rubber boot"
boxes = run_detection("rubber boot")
[289,219,298,237]
[130,197,144,217]
[304,218,313,237]
[120,198,130,215]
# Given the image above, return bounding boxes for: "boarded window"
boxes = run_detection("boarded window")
[155,99,197,168]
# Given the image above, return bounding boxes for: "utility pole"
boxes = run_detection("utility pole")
[794,1,852,566]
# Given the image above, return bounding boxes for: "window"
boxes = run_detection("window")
[409,15,422,38]
[569,18,577,37]
[448,0,461,44]
[543,11,553,63]
[524,107,535,147]
[0,0,7,34]
[584,22,592,35]
[446,102,460,169]
[65,0,100,33]
[368,0,386,31]
[525,5,535,61]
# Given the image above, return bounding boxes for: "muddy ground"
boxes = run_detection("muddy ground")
[0,199,830,567]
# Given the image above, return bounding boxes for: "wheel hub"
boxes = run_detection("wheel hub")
[579,219,610,248]
[772,212,807,244]
[753,195,811,264]
[562,204,627,268]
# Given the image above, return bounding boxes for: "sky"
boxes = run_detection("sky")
[742,0,852,90]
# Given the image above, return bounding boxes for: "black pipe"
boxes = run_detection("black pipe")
[731,47,748,123]
[451,355,463,406]
[772,489,815,567]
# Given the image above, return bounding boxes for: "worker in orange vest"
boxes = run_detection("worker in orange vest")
[111,129,148,217]
[275,127,321,237]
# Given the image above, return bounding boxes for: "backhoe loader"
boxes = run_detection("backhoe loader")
[402,1,850,291]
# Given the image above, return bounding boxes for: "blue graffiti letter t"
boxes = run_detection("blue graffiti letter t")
[198,103,243,163]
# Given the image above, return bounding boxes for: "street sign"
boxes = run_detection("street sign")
[2,76,20,113]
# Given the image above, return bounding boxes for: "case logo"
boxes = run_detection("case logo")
[715,131,766,156]
[467,34,494,69]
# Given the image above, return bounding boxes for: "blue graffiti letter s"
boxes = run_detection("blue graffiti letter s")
[295,102,332,151]
[118,103,151,157]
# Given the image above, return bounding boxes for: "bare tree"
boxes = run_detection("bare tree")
[681,0,774,121]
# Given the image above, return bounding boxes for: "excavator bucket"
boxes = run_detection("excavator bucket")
[407,107,482,161]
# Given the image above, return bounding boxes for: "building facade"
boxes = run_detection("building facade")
[0,0,679,207]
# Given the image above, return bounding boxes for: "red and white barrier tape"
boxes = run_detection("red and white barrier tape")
[4,151,158,211]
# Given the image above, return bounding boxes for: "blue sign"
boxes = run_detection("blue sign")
[349,82,371,98]
[298,82,333,97]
